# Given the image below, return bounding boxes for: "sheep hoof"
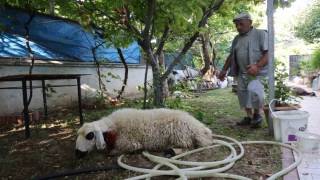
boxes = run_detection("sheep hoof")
[164,149,176,158]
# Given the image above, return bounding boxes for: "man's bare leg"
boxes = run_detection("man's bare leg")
[245,108,253,119]
[254,109,261,115]
[236,108,253,125]
[251,109,263,125]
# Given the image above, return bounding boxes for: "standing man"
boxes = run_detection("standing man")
[218,13,268,125]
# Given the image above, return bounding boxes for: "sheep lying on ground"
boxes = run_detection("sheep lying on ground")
[289,86,316,96]
[75,108,213,158]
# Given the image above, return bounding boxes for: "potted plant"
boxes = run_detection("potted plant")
[297,47,320,87]
[260,60,303,125]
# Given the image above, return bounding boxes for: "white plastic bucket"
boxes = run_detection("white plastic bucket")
[269,100,310,143]
[296,132,320,153]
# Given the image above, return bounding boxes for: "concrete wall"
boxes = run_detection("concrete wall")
[0,58,152,114]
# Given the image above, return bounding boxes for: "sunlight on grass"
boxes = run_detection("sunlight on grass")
[184,88,274,141]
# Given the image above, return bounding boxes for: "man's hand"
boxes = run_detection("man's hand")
[218,70,227,81]
[246,64,262,76]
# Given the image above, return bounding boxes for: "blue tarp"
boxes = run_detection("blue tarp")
[164,52,195,71]
[0,8,140,63]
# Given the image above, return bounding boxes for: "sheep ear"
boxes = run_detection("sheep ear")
[95,130,106,150]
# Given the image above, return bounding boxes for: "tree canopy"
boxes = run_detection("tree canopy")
[1,0,265,107]
[293,0,320,43]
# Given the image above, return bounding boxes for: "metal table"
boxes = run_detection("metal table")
[0,74,90,138]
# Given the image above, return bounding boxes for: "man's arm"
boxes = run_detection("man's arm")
[247,50,268,76]
[218,53,232,81]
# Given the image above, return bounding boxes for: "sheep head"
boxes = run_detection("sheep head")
[75,123,117,158]
[75,123,106,158]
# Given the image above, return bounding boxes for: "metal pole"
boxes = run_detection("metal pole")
[22,80,30,138]
[77,77,84,125]
[41,80,48,121]
[267,0,275,135]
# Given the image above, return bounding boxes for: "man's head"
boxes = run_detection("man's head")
[233,13,252,35]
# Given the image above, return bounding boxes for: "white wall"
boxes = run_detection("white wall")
[0,59,152,114]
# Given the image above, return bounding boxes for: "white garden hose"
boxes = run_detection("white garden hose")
[117,134,303,180]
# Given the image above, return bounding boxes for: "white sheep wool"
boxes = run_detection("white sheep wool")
[75,108,213,156]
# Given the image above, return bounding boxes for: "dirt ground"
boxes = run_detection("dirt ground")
[0,92,282,180]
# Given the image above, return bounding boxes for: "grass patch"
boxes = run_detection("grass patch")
[184,89,273,141]
[0,88,282,180]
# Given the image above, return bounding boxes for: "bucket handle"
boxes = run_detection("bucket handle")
[269,99,299,119]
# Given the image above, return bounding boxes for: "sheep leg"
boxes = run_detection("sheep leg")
[193,134,213,148]
[164,148,176,158]
[109,139,143,155]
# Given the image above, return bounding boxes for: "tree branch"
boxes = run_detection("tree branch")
[24,11,36,75]
[116,48,128,99]
[162,31,200,81]
[204,0,225,18]
[155,21,171,56]
[200,25,211,75]
[142,0,154,39]
[23,8,36,114]
[162,0,226,80]
[88,0,141,36]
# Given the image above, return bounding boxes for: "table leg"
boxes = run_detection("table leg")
[41,80,48,121]
[22,80,30,138]
[77,77,83,125]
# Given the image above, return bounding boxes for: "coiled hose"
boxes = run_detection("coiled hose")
[118,134,302,180]
[33,134,302,180]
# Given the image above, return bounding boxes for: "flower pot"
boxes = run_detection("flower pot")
[262,104,301,127]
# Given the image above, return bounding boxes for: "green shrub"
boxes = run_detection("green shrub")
[261,60,302,107]
[297,47,320,72]
[297,56,313,72]
[310,47,320,71]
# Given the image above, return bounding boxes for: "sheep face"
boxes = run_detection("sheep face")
[75,123,106,158]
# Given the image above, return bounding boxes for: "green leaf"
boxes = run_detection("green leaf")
[273,0,279,10]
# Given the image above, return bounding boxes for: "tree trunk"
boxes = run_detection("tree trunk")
[143,56,149,109]
[197,26,211,93]
[211,41,218,78]
[137,0,226,107]
[116,48,128,99]
[24,10,36,112]
[158,51,169,98]
[152,68,164,107]
[142,44,164,107]
[200,25,211,76]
